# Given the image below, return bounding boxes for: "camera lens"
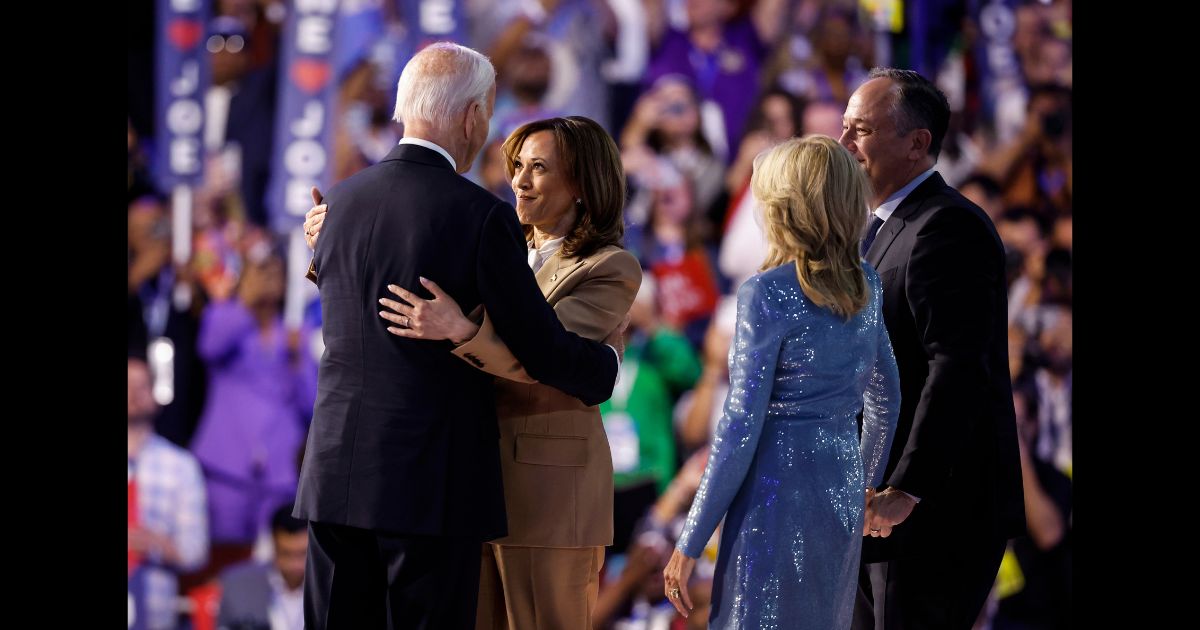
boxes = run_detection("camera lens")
[662,102,689,116]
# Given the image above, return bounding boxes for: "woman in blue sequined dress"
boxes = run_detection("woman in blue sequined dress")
[662,135,901,629]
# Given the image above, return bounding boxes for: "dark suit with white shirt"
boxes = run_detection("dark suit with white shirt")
[854,172,1025,630]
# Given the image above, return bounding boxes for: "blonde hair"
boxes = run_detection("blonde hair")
[752,135,871,318]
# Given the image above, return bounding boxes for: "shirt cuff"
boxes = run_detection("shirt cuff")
[606,344,622,387]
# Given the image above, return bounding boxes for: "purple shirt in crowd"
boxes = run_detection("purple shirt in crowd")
[190,299,318,542]
[644,17,768,160]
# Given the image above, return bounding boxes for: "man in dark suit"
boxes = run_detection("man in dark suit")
[843,68,1025,630]
[216,504,308,630]
[293,43,624,629]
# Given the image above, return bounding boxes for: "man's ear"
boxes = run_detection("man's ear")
[909,128,932,160]
[464,101,480,141]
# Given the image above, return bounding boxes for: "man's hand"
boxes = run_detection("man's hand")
[128,526,179,564]
[304,186,327,250]
[604,313,632,360]
[865,487,917,537]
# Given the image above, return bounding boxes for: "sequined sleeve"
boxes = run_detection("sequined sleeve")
[677,277,784,559]
[860,272,900,488]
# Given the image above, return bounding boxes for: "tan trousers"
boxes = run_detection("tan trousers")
[475,543,605,630]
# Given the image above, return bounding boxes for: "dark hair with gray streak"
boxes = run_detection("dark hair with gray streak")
[867,68,951,159]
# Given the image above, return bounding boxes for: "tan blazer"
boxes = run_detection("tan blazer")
[452,244,641,548]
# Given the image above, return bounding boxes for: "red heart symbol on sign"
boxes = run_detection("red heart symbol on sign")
[291,59,332,94]
[168,19,203,50]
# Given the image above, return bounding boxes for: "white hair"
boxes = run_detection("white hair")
[393,42,496,129]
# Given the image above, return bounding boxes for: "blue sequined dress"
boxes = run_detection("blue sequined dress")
[677,262,900,629]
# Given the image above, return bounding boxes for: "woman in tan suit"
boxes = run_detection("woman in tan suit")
[304,116,641,629]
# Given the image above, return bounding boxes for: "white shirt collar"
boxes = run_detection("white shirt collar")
[267,567,305,630]
[528,236,566,273]
[399,137,457,172]
[534,236,565,256]
[874,167,937,222]
[267,566,303,597]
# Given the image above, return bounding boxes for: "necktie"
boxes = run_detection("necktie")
[861,215,885,258]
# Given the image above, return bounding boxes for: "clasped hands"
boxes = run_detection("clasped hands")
[863,487,917,538]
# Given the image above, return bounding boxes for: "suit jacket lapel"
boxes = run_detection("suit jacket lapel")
[867,172,947,267]
[537,251,589,302]
[867,214,905,267]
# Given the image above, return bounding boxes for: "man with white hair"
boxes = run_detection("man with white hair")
[294,43,623,629]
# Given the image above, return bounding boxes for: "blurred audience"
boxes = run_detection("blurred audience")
[129,357,210,630]
[130,5,1073,626]
[216,503,308,630]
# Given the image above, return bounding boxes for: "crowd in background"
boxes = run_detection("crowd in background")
[127,1,1071,628]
